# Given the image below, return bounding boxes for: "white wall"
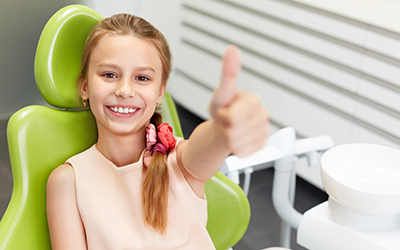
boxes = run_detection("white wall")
[160,0,400,189]
[85,0,141,17]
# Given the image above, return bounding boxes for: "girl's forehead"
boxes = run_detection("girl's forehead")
[90,34,162,70]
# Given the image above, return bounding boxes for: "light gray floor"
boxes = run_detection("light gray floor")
[0,103,328,250]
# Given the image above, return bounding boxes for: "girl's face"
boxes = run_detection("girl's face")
[81,34,165,137]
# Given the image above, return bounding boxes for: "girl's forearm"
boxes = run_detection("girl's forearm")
[181,119,230,181]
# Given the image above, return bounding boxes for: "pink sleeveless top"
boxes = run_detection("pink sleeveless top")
[67,140,215,250]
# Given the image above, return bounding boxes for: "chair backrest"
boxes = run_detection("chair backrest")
[0,5,250,250]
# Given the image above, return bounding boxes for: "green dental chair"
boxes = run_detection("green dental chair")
[0,5,250,250]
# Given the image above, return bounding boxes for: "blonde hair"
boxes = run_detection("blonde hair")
[78,14,172,234]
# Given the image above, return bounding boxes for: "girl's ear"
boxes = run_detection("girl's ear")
[156,83,166,103]
[81,80,89,100]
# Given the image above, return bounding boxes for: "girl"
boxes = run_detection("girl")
[47,13,269,250]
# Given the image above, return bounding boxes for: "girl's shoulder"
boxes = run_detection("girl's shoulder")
[47,164,75,192]
[47,164,87,248]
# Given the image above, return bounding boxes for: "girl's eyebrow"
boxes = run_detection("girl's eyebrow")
[97,63,120,70]
[136,66,156,73]
[97,63,155,73]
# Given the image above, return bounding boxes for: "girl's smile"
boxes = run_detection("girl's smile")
[106,104,140,119]
[107,105,138,114]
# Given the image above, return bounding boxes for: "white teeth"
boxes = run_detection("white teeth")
[109,106,137,114]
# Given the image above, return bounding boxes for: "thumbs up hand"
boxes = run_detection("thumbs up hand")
[209,45,269,157]
[209,45,241,115]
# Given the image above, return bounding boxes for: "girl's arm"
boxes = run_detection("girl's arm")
[177,46,269,194]
[47,164,87,250]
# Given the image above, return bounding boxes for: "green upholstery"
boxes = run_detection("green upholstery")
[0,5,250,250]
[34,5,103,109]
[1,107,97,249]
[206,172,251,249]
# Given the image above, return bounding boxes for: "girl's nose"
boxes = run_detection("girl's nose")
[115,78,135,98]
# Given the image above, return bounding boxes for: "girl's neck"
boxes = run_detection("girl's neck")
[96,129,146,167]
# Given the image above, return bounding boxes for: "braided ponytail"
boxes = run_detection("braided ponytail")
[142,112,169,234]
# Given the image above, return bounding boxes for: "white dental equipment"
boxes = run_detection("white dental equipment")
[298,143,400,250]
[221,127,400,250]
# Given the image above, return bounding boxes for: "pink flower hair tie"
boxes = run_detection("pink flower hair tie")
[157,123,176,151]
[146,123,157,150]
[145,122,176,158]
[152,143,167,156]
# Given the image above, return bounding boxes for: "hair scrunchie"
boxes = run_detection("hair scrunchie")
[152,143,167,156]
[146,123,157,150]
[145,122,176,157]
[157,123,176,151]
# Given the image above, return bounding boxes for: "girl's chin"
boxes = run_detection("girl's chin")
[95,121,144,136]
[95,109,153,135]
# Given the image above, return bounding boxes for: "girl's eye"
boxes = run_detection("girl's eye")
[136,76,150,82]
[103,73,117,79]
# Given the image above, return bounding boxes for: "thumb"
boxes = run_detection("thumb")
[212,45,241,108]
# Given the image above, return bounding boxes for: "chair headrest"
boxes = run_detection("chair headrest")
[34,5,103,109]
